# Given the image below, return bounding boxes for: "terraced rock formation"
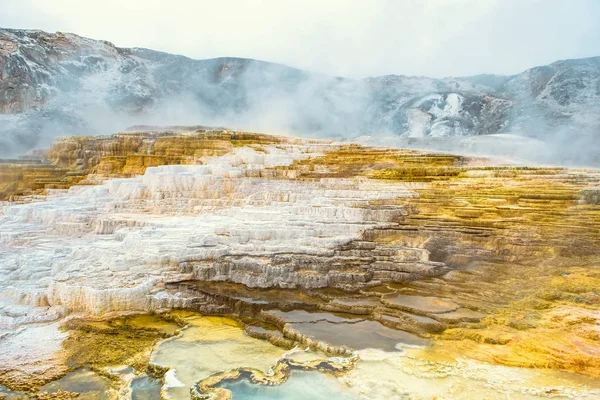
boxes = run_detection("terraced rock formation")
[0,129,293,200]
[1,128,600,398]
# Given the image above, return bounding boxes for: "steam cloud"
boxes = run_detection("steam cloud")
[1,54,599,168]
[0,59,374,156]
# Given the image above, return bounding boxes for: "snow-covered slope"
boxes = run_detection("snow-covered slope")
[1,28,599,156]
[501,57,600,135]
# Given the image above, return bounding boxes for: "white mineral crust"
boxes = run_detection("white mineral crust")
[0,145,415,334]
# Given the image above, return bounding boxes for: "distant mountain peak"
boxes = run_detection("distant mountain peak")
[1,27,599,157]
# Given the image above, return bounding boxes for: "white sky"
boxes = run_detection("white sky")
[1,0,599,78]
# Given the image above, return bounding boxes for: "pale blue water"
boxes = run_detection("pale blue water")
[218,371,359,400]
[131,374,162,400]
[39,368,112,399]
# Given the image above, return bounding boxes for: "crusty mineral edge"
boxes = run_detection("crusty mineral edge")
[190,355,357,400]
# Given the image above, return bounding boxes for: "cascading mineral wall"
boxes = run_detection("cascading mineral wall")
[0,131,431,328]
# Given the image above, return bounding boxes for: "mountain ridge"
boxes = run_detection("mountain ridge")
[4,27,599,79]
[1,27,599,158]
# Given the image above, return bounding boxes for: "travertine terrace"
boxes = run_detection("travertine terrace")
[1,128,600,398]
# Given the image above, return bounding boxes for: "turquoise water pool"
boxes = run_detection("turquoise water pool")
[217,371,358,400]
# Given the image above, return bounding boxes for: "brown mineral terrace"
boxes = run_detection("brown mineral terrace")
[1,127,600,398]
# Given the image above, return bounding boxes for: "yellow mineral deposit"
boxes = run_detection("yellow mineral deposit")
[1,128,600,399]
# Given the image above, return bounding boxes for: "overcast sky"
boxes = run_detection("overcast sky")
[1,0,599,78]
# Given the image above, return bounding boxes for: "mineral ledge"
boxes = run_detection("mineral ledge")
[1,129,600,399]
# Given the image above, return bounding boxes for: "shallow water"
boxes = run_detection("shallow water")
[0,385,25,399]
[289,319,428,351]
[218,371,358,400]
[332,297,382,307]
[39,368,112,399]
[400,311,439,324]
[267,309,361,323]
[131,374,162,400]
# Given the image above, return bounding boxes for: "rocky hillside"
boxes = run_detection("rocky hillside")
[1,28,599,156]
